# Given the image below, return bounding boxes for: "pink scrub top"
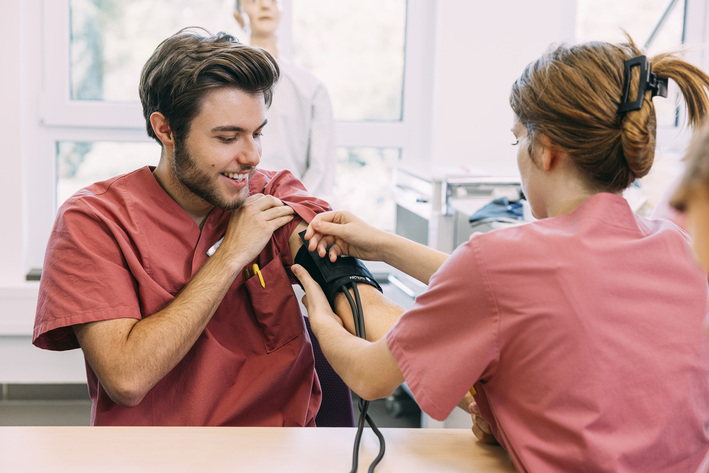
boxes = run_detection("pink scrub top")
[33,166,330,426]
[387,193,709,472]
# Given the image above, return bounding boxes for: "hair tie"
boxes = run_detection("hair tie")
[619,55,668,113]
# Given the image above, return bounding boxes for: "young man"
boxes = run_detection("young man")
[32,28,395,426]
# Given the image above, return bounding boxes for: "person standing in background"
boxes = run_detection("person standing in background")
[234,0,337,200]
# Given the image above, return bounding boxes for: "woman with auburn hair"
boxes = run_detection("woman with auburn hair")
[292,37,709,472]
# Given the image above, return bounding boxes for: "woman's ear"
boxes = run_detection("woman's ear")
[149,112,175,147]
[536,134,562,171]
[233,11,246,28]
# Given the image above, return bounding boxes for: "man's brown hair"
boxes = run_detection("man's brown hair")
[139,27,280,144]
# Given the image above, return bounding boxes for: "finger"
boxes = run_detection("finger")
[307,233,333,255]
[305,211,335,240]
[244,193,265,205]
[292,264,327,301]
[292,264,313,286]
[305,232,323,252]
[266,215,295,231]
[472,422,486,441]
[316,237,336,257]
[262,205,295,221]
[477,416,491,434]
[469,402,481,415]
[245,194,286,211]
[310,218,345,240]
[327,244,342,262]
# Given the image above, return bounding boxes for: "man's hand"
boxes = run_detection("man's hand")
[218,193,294,269]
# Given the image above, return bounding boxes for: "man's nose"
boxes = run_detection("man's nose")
[238,138,261,167]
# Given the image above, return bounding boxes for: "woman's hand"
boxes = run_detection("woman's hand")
[291,264,345,336]
[469,401,498,445]
[304,210,387,262]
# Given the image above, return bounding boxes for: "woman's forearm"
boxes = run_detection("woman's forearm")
[380,232,449,285]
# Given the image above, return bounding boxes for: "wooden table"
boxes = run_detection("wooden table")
[0,426,516,472]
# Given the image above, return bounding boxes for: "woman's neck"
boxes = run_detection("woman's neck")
[250,33,278,57]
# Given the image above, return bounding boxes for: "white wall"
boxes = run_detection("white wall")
[427,1,576,176]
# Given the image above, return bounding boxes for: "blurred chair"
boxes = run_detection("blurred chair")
[305,317,354,427]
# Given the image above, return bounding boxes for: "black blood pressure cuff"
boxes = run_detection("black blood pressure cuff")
[294,231,382,308]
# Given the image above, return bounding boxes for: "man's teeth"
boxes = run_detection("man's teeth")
[223,172,247,182]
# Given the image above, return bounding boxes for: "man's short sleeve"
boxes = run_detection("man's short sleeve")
[33,200,142,350]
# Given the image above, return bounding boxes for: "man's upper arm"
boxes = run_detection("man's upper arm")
[288,220,309,262]
[288,218,404,341]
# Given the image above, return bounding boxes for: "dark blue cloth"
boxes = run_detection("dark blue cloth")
[469,197,525,223]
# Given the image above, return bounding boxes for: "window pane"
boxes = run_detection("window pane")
[57,142,398,232]
[57,141,160,207]
[335,147,399,232]
[291,0,406,121]
[575,0,685,49]
[575,0,685,127]
[70,0,241,102]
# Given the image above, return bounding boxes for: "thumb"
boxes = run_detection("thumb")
[291,264,330,308]
[291,264,313,286]
[292,264,322,296]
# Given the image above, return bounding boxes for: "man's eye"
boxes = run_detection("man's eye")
[218,136,236,143]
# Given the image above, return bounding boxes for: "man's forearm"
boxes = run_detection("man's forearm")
[333,285,404,342]
[75,246,250,407]
[312,317,404,401]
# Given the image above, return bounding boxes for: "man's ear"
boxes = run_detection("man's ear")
[149,112,175,147]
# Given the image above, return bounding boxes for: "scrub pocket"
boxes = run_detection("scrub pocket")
[245,257,304,353]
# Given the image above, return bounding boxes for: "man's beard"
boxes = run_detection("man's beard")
[173,139,251,211]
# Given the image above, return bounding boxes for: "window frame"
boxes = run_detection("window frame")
[18,0,709,280]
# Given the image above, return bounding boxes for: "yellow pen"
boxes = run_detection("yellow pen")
[469,386,477,396]
[253,263,265,288]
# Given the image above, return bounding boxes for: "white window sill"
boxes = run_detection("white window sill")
[0,283,40,336]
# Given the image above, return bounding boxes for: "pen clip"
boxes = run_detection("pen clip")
[252,263,265,288]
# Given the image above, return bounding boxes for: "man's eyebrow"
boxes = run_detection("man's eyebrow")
[211,119,268,133]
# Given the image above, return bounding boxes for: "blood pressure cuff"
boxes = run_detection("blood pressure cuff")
[294,231,382,307]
